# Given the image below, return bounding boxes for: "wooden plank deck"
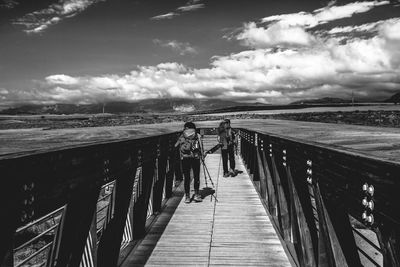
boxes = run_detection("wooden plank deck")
[120,154,292,267]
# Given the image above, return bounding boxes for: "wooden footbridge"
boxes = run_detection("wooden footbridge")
[1,127,399,266]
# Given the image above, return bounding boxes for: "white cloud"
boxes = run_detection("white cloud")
[46,74,80,85]
[177,4,204,12]
[380,19,400,40]
[237,22,316,49]
[22,17,398,104]
[237,1,390,49]
[174,104,196,112]
[151,0,204,20]
[261,0,389,28]
[153,39,198,55]
[0,0,18,9]
[150,12,178,20]
[326,21,381,34]
[4,1,400,106]
[13,0,104,34]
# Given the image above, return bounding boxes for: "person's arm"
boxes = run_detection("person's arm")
[175,135,183,148]
[233,129,238,146]
[205,143,222,155]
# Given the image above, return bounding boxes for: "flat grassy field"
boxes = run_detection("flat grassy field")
[2,119,400,162]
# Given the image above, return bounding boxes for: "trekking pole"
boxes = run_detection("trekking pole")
[200,136,208,188]
[202,156,209,188]
[200,156,215,188]
[200,157,218,202]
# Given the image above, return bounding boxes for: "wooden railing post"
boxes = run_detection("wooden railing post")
[52,182,101,267]
[256,138,266,198]
[80,213,97,267]
[96,152,137,267]
[165,140,175,199]
[132,158,156,239]
[285,165,317,267]
[313,182,341,267]
[0,162,19,267]
[253,133,260,181]
[153,140,168,213]
[249,132,255,175]
[270,151,291,242]
[260,144,277,217]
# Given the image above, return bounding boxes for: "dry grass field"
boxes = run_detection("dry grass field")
[2,119,400,163]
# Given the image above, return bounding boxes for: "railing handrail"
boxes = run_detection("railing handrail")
[238,127,400,266]
[2,126,400,266]
[240,127,400,166]
[0,130,182,266]
[0,130,180,161]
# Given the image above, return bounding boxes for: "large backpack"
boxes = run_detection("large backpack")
[180,129,200,158]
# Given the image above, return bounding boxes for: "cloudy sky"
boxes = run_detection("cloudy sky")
[0,0,399,107]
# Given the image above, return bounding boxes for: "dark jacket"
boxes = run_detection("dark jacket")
[175,129,204,159]
[217,127,237,150]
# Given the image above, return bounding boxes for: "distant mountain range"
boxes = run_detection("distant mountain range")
[1,93,399,115]
[0,99,247,115]
[385,92,400,104]
[292,93,400,105]
[290,97,353,105]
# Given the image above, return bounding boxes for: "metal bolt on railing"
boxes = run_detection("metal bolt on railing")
[156,143,161,158]
[282,149,287,166]
[22,181,36,223]
[361,182,375,226]
[23,182,35,192]
[306,159,313,184]
[103,159,111,182]
[137,149,142,167]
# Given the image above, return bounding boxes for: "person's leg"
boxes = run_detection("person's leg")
[192,158,202,202]
[221,149,229,176]
[228,146,235,171]
[193,158,200,192]
[181,158,191,202]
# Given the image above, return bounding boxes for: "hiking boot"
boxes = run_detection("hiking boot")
[194,193,203,202]
[223,172,229,178]
[184,195,191,203]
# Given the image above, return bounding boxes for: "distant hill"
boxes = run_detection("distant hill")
[385,92,400,104]
[290,97,352,105]
[0,99,248,115]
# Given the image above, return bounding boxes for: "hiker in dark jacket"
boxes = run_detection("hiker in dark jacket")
[205,119,238,177]
[175,122,204,203]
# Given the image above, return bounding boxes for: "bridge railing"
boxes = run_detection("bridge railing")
[0,131,180,267]
[238,128,400,267]
[2,126,400,267]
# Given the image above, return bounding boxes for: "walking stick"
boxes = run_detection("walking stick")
[200,156,218,202]
[202,156,208,188]
[200,157,215,188]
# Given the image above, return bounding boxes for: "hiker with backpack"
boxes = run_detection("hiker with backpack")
[175,122,204,203]
[205,119,238,177]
